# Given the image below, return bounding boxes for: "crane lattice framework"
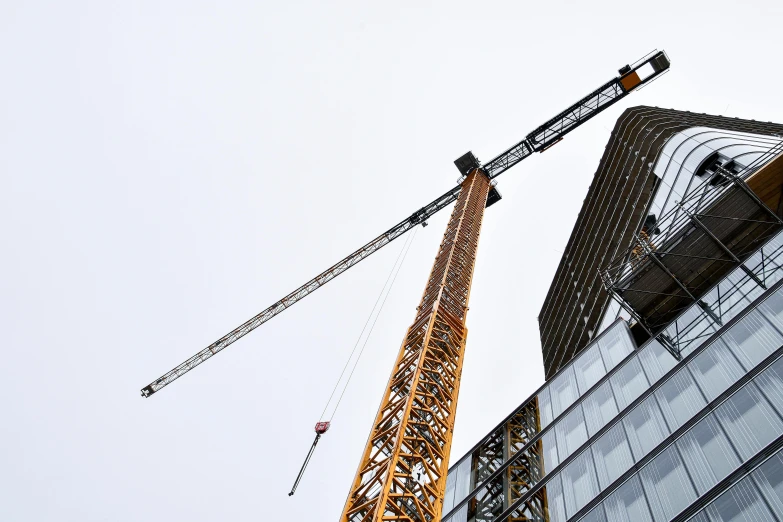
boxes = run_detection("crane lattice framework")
[342,169,490,522]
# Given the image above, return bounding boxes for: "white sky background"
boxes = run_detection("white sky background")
[2,1,783,520]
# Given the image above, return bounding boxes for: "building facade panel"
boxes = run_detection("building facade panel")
[442,109,783,522]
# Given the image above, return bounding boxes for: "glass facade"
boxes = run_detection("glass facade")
[442,227,783,522]
[597,127,783,335]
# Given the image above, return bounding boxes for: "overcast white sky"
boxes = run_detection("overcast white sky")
[3,1,783,520]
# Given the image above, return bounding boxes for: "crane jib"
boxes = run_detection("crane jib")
[140,50,670,398]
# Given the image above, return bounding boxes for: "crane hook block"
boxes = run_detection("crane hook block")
[315,421,331,434]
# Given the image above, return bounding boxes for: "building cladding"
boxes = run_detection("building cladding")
[538,107,783,379]
[441,107,783,522]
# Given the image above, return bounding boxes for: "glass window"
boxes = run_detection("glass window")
[638,339,677,385]
[611,357,649,411]
[541,428,559,473]
[550,367,579,419]
[724,309,783,370]
[556,406,588,459]
[640,445,697,521]
[539,387,554,429]
[604,475,653,522]
[752,452,783,515]
[444,466,457,513]
[625,395,670,460]
[688,339,745,401]
[562,450,600,518]
[592,423,634,490]
[755,356,783,415]
[714,382,783,461]
[583,381,619,437]
[579,504,608,522]
[574,344,607,394]
[446,457,471,513]
[655,368,706,431]
[545,473,567,522]
[703,477,774,521]
[759,286,783,333]
[676,414,739,494]
[599,325,634,370]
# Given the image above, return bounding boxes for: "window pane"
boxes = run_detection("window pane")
[724,309,783,370]
[451,457,471,510]
[550,367,579,419]
[541,428,559,473]
[676,414,739,494]
[754,356,783,417]
[444,466,457,513]
[544,473,566,522]
[655,368,706,431]
[714,382,783,461]
[688,339,745,401]
[592,423,634,490]
[605,475,653,522]
[562,450,600,518]
[625,395,670,460]
[575,345,607,394]
[599,324,634,370]
[539,387,554,429]
[583,381,619,437]
[752,452,783,515]
[704,476,774,521]
[579,504,608,522]
[556,406,588,459]
[640,445,697,521]
[611,357,649,411]
[759,287,783,333]
[638,339,677,385]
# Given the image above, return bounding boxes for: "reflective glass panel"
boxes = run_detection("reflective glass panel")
[704,477,774,521]
[592,422,634,490]
[754,355,783,415]
[611,356,649,411]
[676,414,739,494]
[655,368,706,431]
[688,339,745,401]
[604,475,653,522]
[539,387,554,429]
[724,309,783,370]
[545,473,567,522]
[541,428,559,473]
[550,367,579,419]
[583,381,619,437]
[638,339,677,385]
[579,504,608,522]
[574,344,607,394]
[556,406,588,459]
[562,450,600,518]
[760,287,783,333]
[714,382,783,461]
[640,444,697,521]
[599,325,634,370]
[752,452,783,515]
[625,395,670,460]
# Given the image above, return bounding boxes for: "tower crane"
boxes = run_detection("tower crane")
[141,51,670,521]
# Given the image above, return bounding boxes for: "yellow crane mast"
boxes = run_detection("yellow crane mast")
[341,170,490,521]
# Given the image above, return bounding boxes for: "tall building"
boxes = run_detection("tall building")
[441,107,783,522]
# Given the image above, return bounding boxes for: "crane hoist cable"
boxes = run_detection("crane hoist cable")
[288,227,418,497]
